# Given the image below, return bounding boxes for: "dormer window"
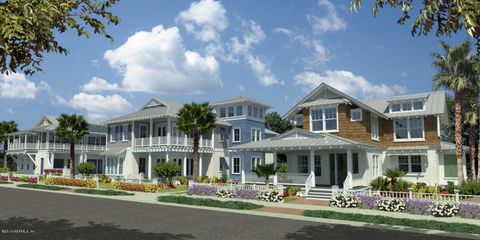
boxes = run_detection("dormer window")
[391,103,401,112]
[413,101,423,110]
[402,102,412,111]
[228,106,234,117]
[236,105,243,116]
[220,108,226,118]
[390,99,424,113]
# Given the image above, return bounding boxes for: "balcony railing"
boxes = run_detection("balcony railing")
[134,137,212,148]
[8,142,105,151]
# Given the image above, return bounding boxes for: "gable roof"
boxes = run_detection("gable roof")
[283,83,388,120]
[9,115,106,135]
[214,96,272,108]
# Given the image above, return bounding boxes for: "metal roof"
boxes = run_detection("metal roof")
[361,91,446,118]
[440,141,469,151]
[9,115,106,135]
[214,96,272,108]
[297,98,350,108]
[265,128,280,136]
[230,128,375,151]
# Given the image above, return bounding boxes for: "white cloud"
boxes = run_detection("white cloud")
[176,0,228,42]
[104,25,222,94]
[293,70,407,98]
[307,0,347,34]
[82,77,120,92]
[238,85,245,92]
[6,108,13,114]
[65,93,134,120]
[227,20,281,86]
[0,73,40,99]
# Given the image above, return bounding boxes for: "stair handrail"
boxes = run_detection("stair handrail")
[304,172,315,196]
[342,172,353,192]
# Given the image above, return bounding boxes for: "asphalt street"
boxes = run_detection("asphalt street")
[0,187,467,240]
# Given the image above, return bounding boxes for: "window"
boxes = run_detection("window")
[127,124,132,140]
[372,155,380,177]
[259,109,264,119]
[253,107,258,118]
[295,114,304,127]
[444,155,458,178]
[228,106,234,117]
[233,127,241,142]
[394,117,424,141]
[298,156,308,173]
[116,125,122,141]
[398,155,422,173]
[311,107,338,132]
[314,155,321,176]
[219,127,225,142]
[402,102,412,111]
[88,137,96,145]
[371,114,379,140]
[54,159,64,169]
[236,105,243,116]
[350,109,362,121]
[251,128,261,142]
[251,157,262,171]
[248,106,252,116]
[353,153,359,174]
[391,103,401,112]
[232,157,240,174]
[398,156,409,173]
[413,101,424,110]
[118,158,123,174]
[220,107,226,118]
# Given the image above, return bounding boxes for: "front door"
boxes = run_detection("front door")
[139,158,146,176]
[40,158,44,175]
[329,153,347,186]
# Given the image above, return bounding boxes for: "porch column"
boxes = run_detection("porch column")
[211,130,215,148]
[241,154,245,184]
[148,152,152,179]
[131,121,135,148]
[167,117,171,145]
[273,151,278,185]
[149,118,153,147]
[309,149,315,186]
[24,134,27,149]
[183,153,187,176]
[346,148,353,189]
[199,153,203,176]
[104,156,108,174]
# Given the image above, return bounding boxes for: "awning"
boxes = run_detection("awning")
[100,148,127,156]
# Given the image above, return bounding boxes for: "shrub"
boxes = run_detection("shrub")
[112,181,158,193]
[431,202,459,217]
[144,183,158,193]
[0,167,9,173]
[397,179,411,192]
[98,175,111,183]
[77,162,96,176]
[459,180,480,195]
[383,168,406,191]
[11,176,19,182]
[330,193,359,208]
[369,176,386,191]
[176,176,189,185]
[45,177,96,188]
[219,173,228,183]
[74,188,134,196]
[155,162,180,187]
[445,181,456,194]
[357,195,381,209]
[215,189,235,198]
[196,176,209,183]
[17,184,69,191]
[286,186,300,196]
[27,177,38,184]
[0,175,8,182]
[19,176,29,182]
[157,196,263,210]
[377,198,406,212]
[235,189,259,200]
[188,184,216,196]
[0,181,12,184]
[257,190,283,202]
[208,176,218,183]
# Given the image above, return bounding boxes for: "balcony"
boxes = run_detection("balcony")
[134,137,212,148]
[8,142,105,152]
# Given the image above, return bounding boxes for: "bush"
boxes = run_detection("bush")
[369,176,387,191]
[0,175,8,181]
[17,184,69,191]
[0,181,12,184]
[197,176,209,183]
[45,177,96,188]
[74,188,134,196]
[111,182,158,193]
[176,176,189,185]
[157,196,263,210]
[98,175,111,184]
[286,186,300,196]
[77,162,96,176]
[397,179,411,192]
[27,177,38,184]
[377,198,406,212]
[11,176,19,182]
[0,167,9,173]
[445,181,456,194]
[357,195,381,209]
[215,189,235,198]
[187,184,216,196]
[431,202,459,217]
[257,190,283,202]
[330,193,359,208]
[155,162,180,186]
[19,176,29,182]
[459,180,480,195]
[219,173,228,183]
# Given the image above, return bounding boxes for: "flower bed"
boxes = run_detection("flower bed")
[0,175,8,182]
[188,185,217,196]
[357,195,381,209]
[11,176,19,182]
[458,203,480,219]
[404,199,432,216]
[431,202,459,217]
[188,185,282,202]
[330,194,359,208]
[257,190,284,202]
[45,177,96,188]
[235,189,259,200]
[111,182,157,193]
[44,169,63,175]
[377,198,406,212]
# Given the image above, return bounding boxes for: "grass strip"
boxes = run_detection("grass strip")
[17,184,69,191]
[303,210,480,235]
[74,188,134,196]
[158,195,263,210]
[0,181,13,184]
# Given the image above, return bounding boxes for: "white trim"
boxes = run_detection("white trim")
[232,127,241,143]
[309,105,339,133]
[251,127,262,142]
[393,117,425,142]
[397,155,423,173]
[250,156,262,171]
[350,108,362,121]
[232,156,241,174]
[371,114,379,141]
[389,99,425,114]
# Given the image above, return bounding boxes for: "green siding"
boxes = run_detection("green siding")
[444,154,458,178]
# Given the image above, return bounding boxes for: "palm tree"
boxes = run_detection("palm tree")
[433,40,477,184]
[254,163,280,188]
[465,97,478,180]
[0,121,18,170]
[177,102,216,181]
[383,168,406,191]
[55,114,89,177]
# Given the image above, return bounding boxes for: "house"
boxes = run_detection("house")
[6,115,107,175]
[101,97,272,180]
[231,83,467,193]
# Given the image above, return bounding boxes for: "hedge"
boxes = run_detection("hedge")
[17,184,69,191]
[74,188,134,196]
[303,210,480,234]
[157,196,263,210]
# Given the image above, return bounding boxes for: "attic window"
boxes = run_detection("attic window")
[350,109,362,121]
[390,99,424,113]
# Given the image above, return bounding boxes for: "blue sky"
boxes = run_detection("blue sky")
[0,0,468,129]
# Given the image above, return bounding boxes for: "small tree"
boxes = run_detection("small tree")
[265,112,294,134]
[77,162,96,176]
[155,162,180,187]
[383,168,406,191]
[254,163,281,188]
[0,121,18,170]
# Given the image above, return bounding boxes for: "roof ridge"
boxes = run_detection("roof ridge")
[361,90,444,102]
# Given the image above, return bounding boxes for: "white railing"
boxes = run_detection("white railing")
[135,138,150,146]
[304,172,315,196]
[343,172,353,191]
[193,182,279,192]
[136,137,213,148]
[8,142,105,151]
[277,173,310,185]
[352,189,480,205]
[151,136,168,145]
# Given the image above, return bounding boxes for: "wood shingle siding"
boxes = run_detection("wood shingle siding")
[333,104,380,145]
[380,115,440,147]
[302,108,310,131]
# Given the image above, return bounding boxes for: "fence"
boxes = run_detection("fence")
[191,182,281,192]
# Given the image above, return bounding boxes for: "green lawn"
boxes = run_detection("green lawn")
[157,196,263,210]
[0,181,13,184]
[98,183,113,189]
[284,196,299,203]
[74,188,134,196]
[303,210,480,235]
[158,186,188,193]
[17,184,69,191]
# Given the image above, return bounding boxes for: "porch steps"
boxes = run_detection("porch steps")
[303,187,332,200]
